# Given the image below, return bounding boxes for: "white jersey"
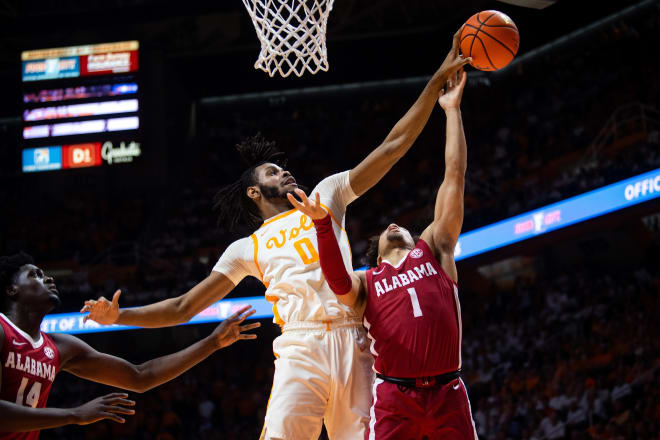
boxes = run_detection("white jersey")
[213,171,358,323]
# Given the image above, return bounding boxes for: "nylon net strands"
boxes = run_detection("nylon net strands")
[242,0,335,77]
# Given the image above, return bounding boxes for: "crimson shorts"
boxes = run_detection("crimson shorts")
[365,377,478,440]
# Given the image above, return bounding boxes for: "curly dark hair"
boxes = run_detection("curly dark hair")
[0,252,34,309]
[212,133,288,232]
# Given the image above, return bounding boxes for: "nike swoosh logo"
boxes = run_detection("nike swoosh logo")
[453,383,460,390]
[12,339,27,346]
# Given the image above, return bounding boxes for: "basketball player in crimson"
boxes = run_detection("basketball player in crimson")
[288,68,478,439]
[0,253,259,439]
[81,30,471,440]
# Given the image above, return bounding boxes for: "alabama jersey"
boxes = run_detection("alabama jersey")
[364,239,462,378]
[0,313,60,440]
[214,171,359,323]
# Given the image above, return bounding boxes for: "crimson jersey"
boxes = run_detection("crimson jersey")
[364,239,462,378]
[0,313,60,440]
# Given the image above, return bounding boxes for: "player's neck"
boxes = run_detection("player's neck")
[4,305,45,340]
[380,247,411,267]
[260,198,293,221]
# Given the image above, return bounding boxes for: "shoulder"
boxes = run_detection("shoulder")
[50,332,83,351]
[312,171,351,194]
[50,333,96,369]
[221,237,254,258]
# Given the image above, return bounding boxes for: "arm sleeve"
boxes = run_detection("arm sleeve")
[212,238,257,285]
[314,214,352,295]
[312,171,358,222]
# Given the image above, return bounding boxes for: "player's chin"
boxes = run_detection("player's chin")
[48,291,62,308]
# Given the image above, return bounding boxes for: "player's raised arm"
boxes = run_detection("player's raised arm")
[348,27,471,197]
[420,68,468,283]
[54,306,259,393]
[0,393,135,432]
[80,245,249,327]
[287,190,366,308]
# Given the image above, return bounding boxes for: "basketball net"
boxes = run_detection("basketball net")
[242,0,335,78]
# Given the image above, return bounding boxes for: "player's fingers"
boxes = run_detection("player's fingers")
[104,393,130,399]
[240,322,261,331]
[286,193,305,211]
[80,304,90,313]
[458,69,467,86]
[452,25,463,49]
[82,316,89,323]
[239,334,258,340]
[106,397,135,406]
[235,308,257,324]
[314,192,321,208]
[101,412,126,423]
[228,305,252,321]
[111,290,121,306]
[83,300,96,307]
[297,189,311,206]
[104,405,136,415]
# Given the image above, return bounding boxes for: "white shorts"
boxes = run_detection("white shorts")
[260,318,375,440]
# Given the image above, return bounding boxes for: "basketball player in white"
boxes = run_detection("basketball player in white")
[81,30,470,440]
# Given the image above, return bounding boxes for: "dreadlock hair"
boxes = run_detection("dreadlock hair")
[0,252,34,310]
[362,232,422,268]
[213,133,288,232]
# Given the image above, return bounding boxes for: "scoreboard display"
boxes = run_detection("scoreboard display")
[21,41,141,173]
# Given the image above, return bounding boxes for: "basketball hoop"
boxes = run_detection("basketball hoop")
[241,0,335,78]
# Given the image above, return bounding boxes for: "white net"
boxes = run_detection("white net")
[242,0,336,78]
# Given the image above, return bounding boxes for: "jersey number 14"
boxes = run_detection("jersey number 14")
[16,377,42,408]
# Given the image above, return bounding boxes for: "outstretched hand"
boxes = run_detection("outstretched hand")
[438,68,467,110]
[439,26,472,79]
[286,189,328,221]
[80,289,121,325]
[74,393,135,425]
[211,305,261,349]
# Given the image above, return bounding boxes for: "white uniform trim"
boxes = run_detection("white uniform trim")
[460,378,479,439]
[369,377,384,440]
[0,313,44,349]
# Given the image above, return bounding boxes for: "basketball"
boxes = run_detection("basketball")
[460,10,520,71]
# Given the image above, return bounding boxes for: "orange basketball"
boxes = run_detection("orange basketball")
[460,10,519,72]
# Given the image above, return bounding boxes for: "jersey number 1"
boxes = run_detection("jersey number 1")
[407,287,423,317]
[16,377,42,408]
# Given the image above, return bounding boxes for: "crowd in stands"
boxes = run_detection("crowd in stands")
[41,253,659,440]
[2,14,658,270]
[1,10,659,440]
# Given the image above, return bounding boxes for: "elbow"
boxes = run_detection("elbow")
[173,296,195,324]
[384,135,413,159]
[128,366,151,394]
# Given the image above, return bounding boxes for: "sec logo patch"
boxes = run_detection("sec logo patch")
[410,248,424,259]
[44,346,55,359]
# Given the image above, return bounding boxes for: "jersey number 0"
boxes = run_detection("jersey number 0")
[293,237,320,264]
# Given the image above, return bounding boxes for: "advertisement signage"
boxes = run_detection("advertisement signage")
[80,51,138,76]
[22,147,62,172]
[23,116,139,139]
[22,41,138,61]
[22,56,80,82]
[24,83,138,103]
[43,296,271,335]
[61,143,103,169]
[453,167,660,261]
[24,99,139,121]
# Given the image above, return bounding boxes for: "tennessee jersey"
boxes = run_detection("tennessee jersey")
[214,171,359,323]
[0,313,60,440]
[364,239,462,378]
